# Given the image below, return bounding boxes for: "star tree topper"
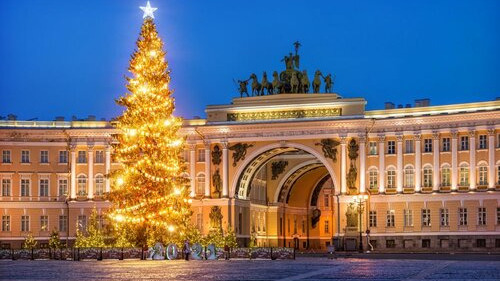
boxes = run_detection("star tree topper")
[140,1,157,19]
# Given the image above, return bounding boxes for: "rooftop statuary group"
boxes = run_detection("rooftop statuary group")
[237,42,335,97]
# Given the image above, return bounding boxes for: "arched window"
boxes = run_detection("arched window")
[368,169,378,189]
[196,173,205,195]
[459,163,469,186]
[386,168,396,189]
[77,175,87,196]
[441,165,451,187]
[478,165,488,186]
[404,166,415,188]
[423,166,433,188]
[95,175,104,196]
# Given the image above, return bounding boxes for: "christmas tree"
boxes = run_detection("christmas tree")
[75,208,106,248]
[109,3,191,247]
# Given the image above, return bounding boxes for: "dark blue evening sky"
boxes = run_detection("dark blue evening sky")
[1,0,499,121]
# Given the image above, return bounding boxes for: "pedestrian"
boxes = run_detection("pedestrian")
[183,240,190,261]
[224,244,230,260]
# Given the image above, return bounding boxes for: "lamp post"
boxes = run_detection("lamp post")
[352,195,368,253]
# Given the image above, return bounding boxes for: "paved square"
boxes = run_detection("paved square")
[1,257,499,280]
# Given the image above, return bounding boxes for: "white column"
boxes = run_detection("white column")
[204,143,211,197]
[340,137,347,194]
[105,146,111,193]
[432,132,440,191]
[396,135,403,193]
[488,129,495,189]
[378,135,385,193]
[222,141,229,198]
[189,145,196,197]
[469,130,476,190]
[451,131,458,191]
[87,144,94,199]
[359,136,366,193]
[70,145,76,200]
[414,133,421,192]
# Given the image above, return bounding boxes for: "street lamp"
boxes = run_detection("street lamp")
[352,195,368,253]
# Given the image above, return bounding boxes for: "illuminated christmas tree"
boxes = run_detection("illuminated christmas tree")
[109,2,192,246]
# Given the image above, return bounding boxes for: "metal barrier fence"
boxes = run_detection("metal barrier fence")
[0,247,295,260]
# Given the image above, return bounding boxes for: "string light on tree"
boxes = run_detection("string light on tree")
[109,2,192,247]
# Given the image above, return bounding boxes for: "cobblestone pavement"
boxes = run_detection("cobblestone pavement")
[1,257,499,281]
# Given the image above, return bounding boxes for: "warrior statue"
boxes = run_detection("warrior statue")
[281,52,294,70]
[301,70,310,93]
[249,73,262,96]
[272,71,283,94]
[237,79,249,97]
[322,73,335,93]
[312,70,322,93]
[290,72,299,93]
[260,71,273,95]
[293,41,301,69]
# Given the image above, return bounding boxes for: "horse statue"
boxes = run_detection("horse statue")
[290,72,299,93]
[301,70,310,93]
[237,79,250,97]
[249,73,262,96]
[260,72,273,95]
[312,70,322,93]
[271,71,283,94]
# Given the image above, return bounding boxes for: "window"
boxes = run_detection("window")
[441,166,451,186]
[77,175,87,196]
[77,151,87,163]
[478,135,487,149]
[59,215,67,232]
[387,169,396,188]
[478,207,486,226]
[324,220,329,233]
[77,215,87,231]
[369,142,377,155]
[422,209,431,227]
[197,149,205,162]
[459,208,468,226]
[21,178,30,197]
[21,215,29,232]
[302,220,305,233]
[324,194,329,207]
[478,166,488,186]
[196,173,205,195]
[40,215,48,231]
[39,179,49,197]
[40,150,49,163]
[459,164,469,186]
[404,166,415,188]
[405,140,414,153]
[2,179,11,196]
[442,138,450,152]
[404,209,413,227]
[422,239,431,248]
[21,150,30,163]
[59,151,68,163]
[423,167,433,188]
[95,175,104,196]
[424,139,432,153]
[2,216,10,232]
[497,208,500,225]
[387,141,395,154]
[476,239,486,248]
[386,210,395,227]
[369,211,377,227]
[386,239,395,248]
[181,150,189,162]
[95,151,104,163]
[368,169,378,189]
[460,136,469,150]
[196,213,202,231]
[58,179,68,196]
[2,150,11,163]
[440,208,449,226]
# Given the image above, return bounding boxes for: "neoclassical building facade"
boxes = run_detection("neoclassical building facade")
[1,93,499,251]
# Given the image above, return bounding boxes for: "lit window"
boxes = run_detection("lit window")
[197,149,205,162]
[95,175,104,196]
[77,215,87,231]
[459,164,469,186]
[369,142,377,155]
[387,169,396,188]
[196,174,205,195]
[77,175,87,196]
[405,140,414,153]
[324,220,329,233]
[423,167,433,188]
[478,166,488,186]
[2,179,11,197]
[404,166,414,188]
[58,178,68,196]
[459,208,467,226]
[40,215,48,231]
[441,166,451,187]
[478,207,486,226]
[368,169,378,189]
[1,215,10,232]
[404,209,413,227]
[386,210,395,227]
[95,151,104,163]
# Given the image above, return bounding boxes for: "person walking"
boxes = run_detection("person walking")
[224,244,230,260]
[183,240,190,261]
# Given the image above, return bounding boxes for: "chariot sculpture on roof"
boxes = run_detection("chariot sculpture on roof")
[236,42,336,97]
